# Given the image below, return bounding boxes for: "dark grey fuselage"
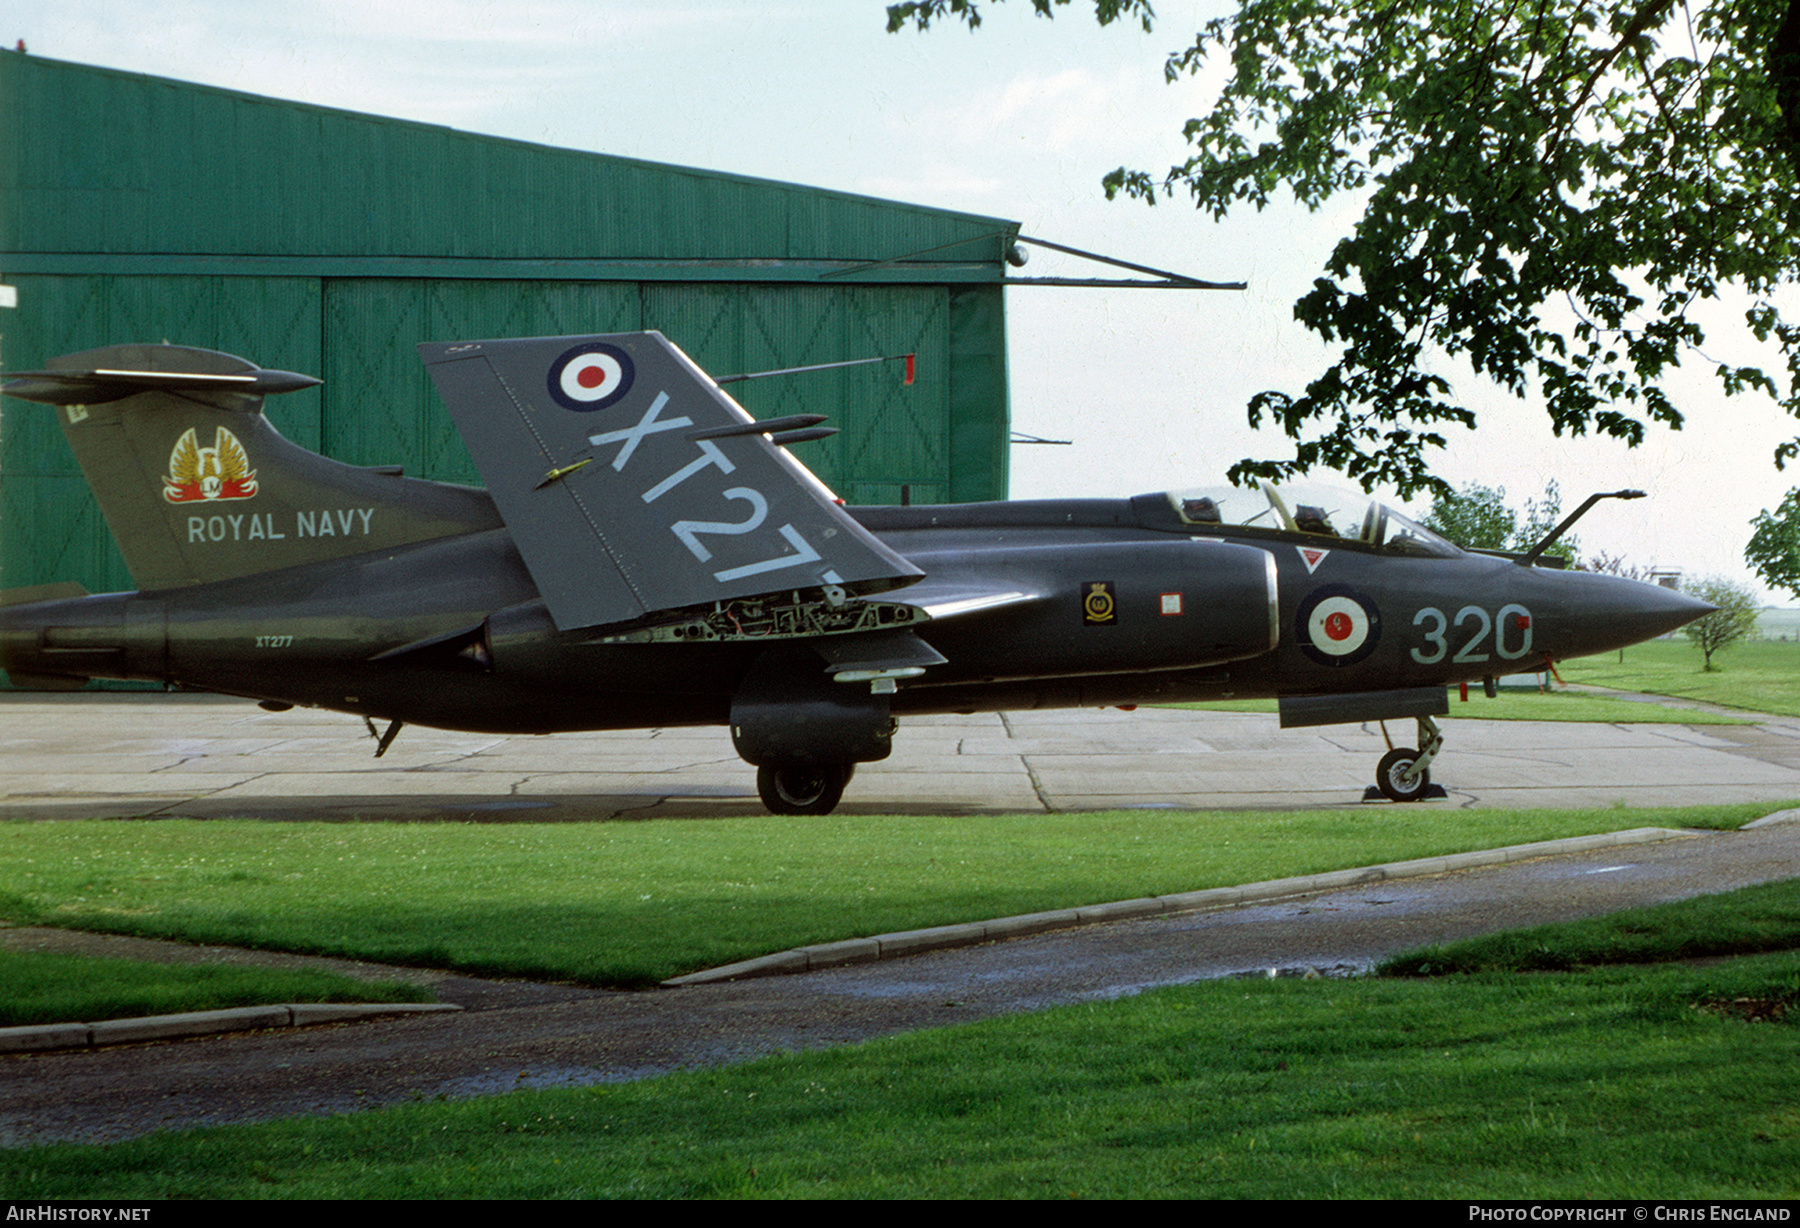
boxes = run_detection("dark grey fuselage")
[0,335,1712,814]
[0,486,1706,735]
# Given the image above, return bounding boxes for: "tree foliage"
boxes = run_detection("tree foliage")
[1515,482,1574,562]
[1422,483,1516,550]
[887,0,1152,29]
[1581,549,1651,581]
[1681,577,1760,669]
[889,0,1800,497]
[1746,488,1800,599]
[1420,481,1576,559]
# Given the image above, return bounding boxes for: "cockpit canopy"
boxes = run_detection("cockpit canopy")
[1165,482,1463,559]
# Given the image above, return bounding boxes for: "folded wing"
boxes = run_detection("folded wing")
[420,332,922,631]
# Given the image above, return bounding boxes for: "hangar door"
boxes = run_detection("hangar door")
[2,275,985,599]
[319,279,956,504]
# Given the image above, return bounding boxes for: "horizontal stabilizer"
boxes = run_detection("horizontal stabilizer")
[419,332,922,631]
[6,346,320,407]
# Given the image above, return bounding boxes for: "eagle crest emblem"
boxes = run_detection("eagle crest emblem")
[162,427,259,503]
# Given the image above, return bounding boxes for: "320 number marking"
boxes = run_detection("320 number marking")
[1410,604,1532,665]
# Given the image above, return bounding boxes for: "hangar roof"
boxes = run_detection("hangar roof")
[0,51,1016,284]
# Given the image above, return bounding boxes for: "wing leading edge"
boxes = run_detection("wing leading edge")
[421,332,923,631]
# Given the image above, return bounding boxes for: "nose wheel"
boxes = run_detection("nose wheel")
[1376,746,1431,802]
[1369,715,1446,803]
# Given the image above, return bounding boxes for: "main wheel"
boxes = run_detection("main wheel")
[756,764,851,815]
[1376,747,1430,802]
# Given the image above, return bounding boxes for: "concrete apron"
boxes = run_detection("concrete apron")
[5,691,1800,819]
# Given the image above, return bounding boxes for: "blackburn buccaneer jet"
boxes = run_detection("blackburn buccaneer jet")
[0,332,1711,813]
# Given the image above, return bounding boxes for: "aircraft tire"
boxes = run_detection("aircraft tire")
[757,764,851,815]
[1375,748,1430,803]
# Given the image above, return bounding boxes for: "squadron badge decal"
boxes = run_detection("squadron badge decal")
[1082,581,1117,626]
[163,427,258,503]
[548,342,635,412]
[1296,583,1380,667]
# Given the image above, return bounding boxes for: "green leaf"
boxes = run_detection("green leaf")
[893,0,1800,498]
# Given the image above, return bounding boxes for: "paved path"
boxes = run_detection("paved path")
[5,691,1800,818]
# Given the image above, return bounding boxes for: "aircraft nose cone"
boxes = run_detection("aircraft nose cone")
[1550,572,1715,658]
[1615,580,1716,641]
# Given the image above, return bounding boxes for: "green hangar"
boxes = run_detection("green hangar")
[0,50,1016,603]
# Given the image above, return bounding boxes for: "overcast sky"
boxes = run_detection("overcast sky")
[7,0,1797,600]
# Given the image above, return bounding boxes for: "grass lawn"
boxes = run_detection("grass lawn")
[0,949,429,1027]
[5,945,1798,1198]
[1168,688,1750,723]
[1560,636,1800,717]
[7,807,1800,1196]
[1382,876,1800,974]
[0,804,1780,989]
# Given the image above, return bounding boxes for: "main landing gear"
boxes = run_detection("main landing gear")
[1369,714,1447,803]
[756,763,855,815]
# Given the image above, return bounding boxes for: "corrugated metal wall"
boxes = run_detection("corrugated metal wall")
[0,53,1014,614]
[0,53,1007,266]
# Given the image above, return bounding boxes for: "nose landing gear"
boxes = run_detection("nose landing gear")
[1369,715,1447,802]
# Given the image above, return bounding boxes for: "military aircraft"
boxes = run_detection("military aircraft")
[0,331,1711,813]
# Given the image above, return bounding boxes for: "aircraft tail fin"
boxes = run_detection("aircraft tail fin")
[4,344,501,591]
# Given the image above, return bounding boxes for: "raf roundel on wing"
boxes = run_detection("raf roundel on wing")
[548,342,635,412]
